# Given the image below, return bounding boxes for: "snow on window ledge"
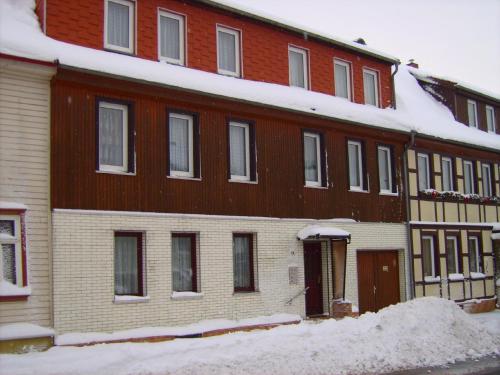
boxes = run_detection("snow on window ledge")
[171,291,204,300]
[379,191,398,197]
[470,272,486,280]
[448,273,464,281]
[0,280,31,297]
[113,295,150,304]
[424,276,441,283]
[0,201,28,211]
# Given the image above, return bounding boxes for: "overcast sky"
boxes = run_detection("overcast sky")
[217,0,500,95]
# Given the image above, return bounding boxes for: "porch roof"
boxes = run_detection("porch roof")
[297,225,351,241]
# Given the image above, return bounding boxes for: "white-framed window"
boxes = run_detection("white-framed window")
[482,163,492,197]
[363,68,379,107]
[334,59,351,100]
[463,160,475,194]
[417,153,430,191]
[288,46,308,89]
[114,232,144,296]
[172,233,198,293]
[422,235,437,278]
[217,25,241,77]
[467,99,478,128]
[169,113,194,177]
[445,236,460,275]
[158,10,185,65]
[0,215,22,287]
[98,101,129,173]
[348,140,364,190]
[105,0,135,54]
[468,236,481,273]
[377,146,392,193]
[303,132,322,187]
[441,157,454,191]
[229,121,250,181]
[486,106,496,133]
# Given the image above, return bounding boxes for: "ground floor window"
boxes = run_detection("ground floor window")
[114,232,144,296]
[172,233,198,292]
[468,236,482,273]
[233,233,256,292]
[445,235,460,274]
[422,235,438,279]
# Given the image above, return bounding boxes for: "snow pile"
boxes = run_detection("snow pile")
[2,298,499,375]
[297,224,350,240]
[0,323,54,340]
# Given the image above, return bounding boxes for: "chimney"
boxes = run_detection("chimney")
[407,59,419,68]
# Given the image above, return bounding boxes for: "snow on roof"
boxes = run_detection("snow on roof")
[0,201,28,210]
[297,225,350,240]
[1,0,499,152]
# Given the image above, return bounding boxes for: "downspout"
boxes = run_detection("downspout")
[391,61,400,109]
[403,131,416,300]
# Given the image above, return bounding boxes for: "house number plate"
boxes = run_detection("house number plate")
[382,265,389,272]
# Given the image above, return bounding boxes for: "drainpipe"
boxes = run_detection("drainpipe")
[391,61,400,109]
[403,131,416,300]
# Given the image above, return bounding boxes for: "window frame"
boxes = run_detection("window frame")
[481,163,492,197]
[171,233,198,293]
[467,99,478,128]
[157,9,185,65]
[421,234,439,279]
[216,25,241,77]
[104,0,135,54]
[288,45,309,89]
[228,120,256,182]
[377,145,394,194]
[445,235,460,275]
[468,235,482,273]
[441,156,454,192]
[232,233,255,292]
[333,58,352,101]
[417,153,431,191]
[463,160,476,194]
[0,213,27,295]
[363,68,380,107]
[303,131,323,187]
[168,112,194,178]
[347,140,364,191]
[485,105,496,133]
[114,231,144,297]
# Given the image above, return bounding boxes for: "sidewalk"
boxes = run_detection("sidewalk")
[389,355,500,374]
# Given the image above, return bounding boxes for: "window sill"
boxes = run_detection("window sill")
[304,184,327,189]
[104,47,135,56]
[96,170,136,176]
[113,295,150,304]
[217,70,241,78]
[168,175,202,182]
[171,292,204,300]
[159,59,184,66]
[228,179,258,185]
[470,272,486,280]
[379,191,398,197]
[424,276,441,284]
[448,273,464,281]
[233,290,260,295]
[349,189,369,194]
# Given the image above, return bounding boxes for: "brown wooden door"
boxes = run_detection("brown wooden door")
[357,251,400,314]
[304,242,323,316]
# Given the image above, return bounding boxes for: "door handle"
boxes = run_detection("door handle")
[373,285,377,295]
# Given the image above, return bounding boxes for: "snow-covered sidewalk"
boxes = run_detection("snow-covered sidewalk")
[1,297,499,375]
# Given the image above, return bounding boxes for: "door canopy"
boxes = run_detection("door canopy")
[297,225,351,243]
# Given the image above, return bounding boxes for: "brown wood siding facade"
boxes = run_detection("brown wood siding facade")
[455,93,500,135]
[51,68,407,221]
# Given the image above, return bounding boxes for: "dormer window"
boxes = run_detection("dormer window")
[467,100,478,128]
[288,46,308,89]
[105,0,135,54]
[334,59,352,100]
[486,106,496,133]
[363,68,379,107]
[217,26,241,77]
[158,10,185,65]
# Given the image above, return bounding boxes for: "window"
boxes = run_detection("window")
[233,233,255,292]
[467,100,478,128]
[417,153,430,191]
[445,236,460,275]
[463,160,475,194]
[172,233,198,292]
[303,132,323,187]
[217,26,240,77]
[468,236,481,273]
[98,100,133,173]
[377,146,394,193]
[288,46,308,89]
[441,157,454,191]
[363,69,379,107]
[482,164,492,197]
[168,113,194,178]
[486,106,496,133]
[114,232,143,296]
[158,10,185,65]
[105,0,135,54]
[348,141,364,191]
[422,235,438,279]
[0,215,26,290]
[334,59,351,100]
[229,121,255,181]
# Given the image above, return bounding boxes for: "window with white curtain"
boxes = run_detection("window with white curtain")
[348,140,364,190]
[441,157,454,191]
[422,235,437,278]
[229,121,250,181]
[363,69,379,106]
[217,26,240,76]
[98,102,129,173]
[445,236,460,275]
[334,59,351,100]
[486,106,496,133]
[288,46,308,89]
[463,160,475,194]
[482,164,492,197]
[172,234,197,292]
[467,100,478,128]
[105,0,135,54]
[0,215,21,287]
[233,233,255,292]
[468,236,481,273]
[169,113,193,177]
[114,232,143,296]
[303,132,322,187]
[417,153,430,191]
[377,146,392,193]
[158,10,185,65]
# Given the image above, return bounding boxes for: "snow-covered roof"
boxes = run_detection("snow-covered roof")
[0,201,28,210]
[1,0,500,152]
[297,225,351,241]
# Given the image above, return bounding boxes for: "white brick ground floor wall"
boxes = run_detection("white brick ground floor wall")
[52,209,408,334]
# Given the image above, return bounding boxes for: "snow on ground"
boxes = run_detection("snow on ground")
[1,298,499,375]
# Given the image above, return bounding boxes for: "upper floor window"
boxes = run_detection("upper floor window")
[158,10,185,65]
[467,100,478,128]
[168,113,194,178]
[445,236,460,275]
[486,106,496,133]
[422,235,439,280]
[468,236,482,273]
[217,26,240,77]
[441,157,454,191]
[233,233,256,292]
[303,132,323,187]
[105,0,135,54]
[172,233,198,292]
[288,46,308,89]
[463,160,475,194]
[363,68,379,107]
[114,232,144,296]
[481,163,492,197]
[334,59,351,100]
[229,121,255,181]
[348,140,364,191]
[377,145,394,193]
[417,153,430,191]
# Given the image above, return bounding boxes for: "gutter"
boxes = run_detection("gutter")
[403,131,416,300]
[391,61,400,109]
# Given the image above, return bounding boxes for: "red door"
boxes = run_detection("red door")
[304,242,323,316]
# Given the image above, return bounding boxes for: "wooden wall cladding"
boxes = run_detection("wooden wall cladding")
[51,68,407,222]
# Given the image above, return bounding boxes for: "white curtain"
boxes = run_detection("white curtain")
[422,238,433,277]
[378,148,390,190]
[348,143,360,187]
[335,63,348,98]
[442,160,452,191]
[172,236,192,291]
[304,136,318,182]
[464,164,473,194]
[417,155,428,191]
[2,244,16,284]
[218,31,236,72]
[170,117,189,172]
[99,107,124,167]
[114,236,139,295]
[482,166,491,196]
[468,239,480,273]
[233,236,250,289]
[363,72,376,105]
[289,50,305,87]
[160,15,180,60]
[107,1,130,48]
[230,125,247,176]
[446,238,457,274]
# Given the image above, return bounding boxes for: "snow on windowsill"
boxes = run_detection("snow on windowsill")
[0,233,16,241]
[167,175,202,182]
[304,184,328,190]
[470,272,486,280]
[0,280,31,297]
[424,276,441,283]
[348,189,369,194]
[171,291,204,300]
[0,323,54,341]
[95,170,136,177]
[0,201,27,210]
[448,273,464,281]
[113,295,150,304]
[228,179,258,185]
[379,191,399,197]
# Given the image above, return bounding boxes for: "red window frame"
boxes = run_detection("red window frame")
[171,233,198,293]
[233,233,255,292]
[114,231,144,296]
